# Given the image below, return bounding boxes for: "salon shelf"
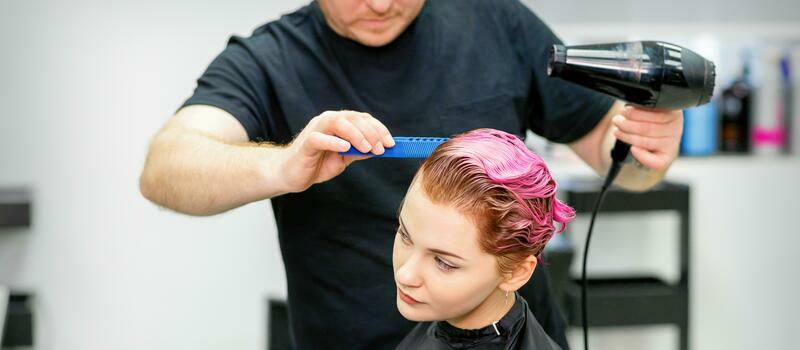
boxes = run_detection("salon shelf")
[2,292,34,347]
[0,188,31,228]
[267,298,290,350]
[564,277,686,326]
[559,179,690,213]
[558,178,690,350]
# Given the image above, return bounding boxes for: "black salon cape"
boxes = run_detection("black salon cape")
[395,295,561,350]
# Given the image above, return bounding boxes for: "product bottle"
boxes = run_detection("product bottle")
[719,56,752,153]
[785,46,800,155]
[752,47,786,155]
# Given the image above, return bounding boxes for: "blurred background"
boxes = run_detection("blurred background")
[0,0,798,349]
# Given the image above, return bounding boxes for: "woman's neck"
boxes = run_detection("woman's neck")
[446,289,516,330]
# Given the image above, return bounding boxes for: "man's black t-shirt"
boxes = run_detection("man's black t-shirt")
[183,0,613,348]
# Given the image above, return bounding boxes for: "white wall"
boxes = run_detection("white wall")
[523,0,800,22]
[1,1,799,350]
[0,1,306,349]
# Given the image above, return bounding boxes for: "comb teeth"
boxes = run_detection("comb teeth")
[339,137,449,158]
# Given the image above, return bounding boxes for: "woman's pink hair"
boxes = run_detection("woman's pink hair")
[415,128,575,273]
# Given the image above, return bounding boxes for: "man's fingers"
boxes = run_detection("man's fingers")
[316,111,386,154]
[347,112,385,154]
[614,129,669,152]
[365,114,395,147]
[310,111,395,155]
[621,106,681,124]
[302,131,351,156]
[630,146,669,172]
[329,116,373,153]
[613,115,676,138]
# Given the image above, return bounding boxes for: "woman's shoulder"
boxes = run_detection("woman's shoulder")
[517,296,563,350]
[395,322,436,350]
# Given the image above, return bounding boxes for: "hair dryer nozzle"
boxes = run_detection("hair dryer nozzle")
[547,41,716,110]
[688,51,716,106]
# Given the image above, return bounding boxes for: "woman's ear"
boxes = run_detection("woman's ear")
[499,255,537,292]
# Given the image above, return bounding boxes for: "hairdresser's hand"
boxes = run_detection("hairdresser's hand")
[278,110,395,193]
[611,106,683,172]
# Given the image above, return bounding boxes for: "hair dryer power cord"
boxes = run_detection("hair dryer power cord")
[581,156,625,350]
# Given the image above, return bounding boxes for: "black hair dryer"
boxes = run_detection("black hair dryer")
[548,41,717,350]
[548,41,716,179]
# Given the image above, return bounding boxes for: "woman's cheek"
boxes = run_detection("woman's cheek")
[427,271,487,318]
[438,269,497,319]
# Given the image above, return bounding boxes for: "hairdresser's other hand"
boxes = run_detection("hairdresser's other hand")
[278,110,395,193]
[611,106,683,172]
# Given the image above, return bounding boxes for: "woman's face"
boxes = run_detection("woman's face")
[392,180,504,322]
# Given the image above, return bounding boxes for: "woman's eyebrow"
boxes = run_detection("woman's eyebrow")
[398,216,465,261]
[428,248,465,261]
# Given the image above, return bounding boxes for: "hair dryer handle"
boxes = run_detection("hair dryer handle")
[603,139,633,188]
[611,139,632,163]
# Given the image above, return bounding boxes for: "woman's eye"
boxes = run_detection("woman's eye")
[435,256,457,272]
[397,230,411,245]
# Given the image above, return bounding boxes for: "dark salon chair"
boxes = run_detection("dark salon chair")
[266,298,290,350]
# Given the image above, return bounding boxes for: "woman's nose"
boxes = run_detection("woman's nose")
[395,255,423,288]
[365,0,393,14]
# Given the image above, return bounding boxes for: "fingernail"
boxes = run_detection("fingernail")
[374,142,385,155]
[613,115,625,124]
[339,140,351,151]
[384,134,395,147]
[360,139,372,152]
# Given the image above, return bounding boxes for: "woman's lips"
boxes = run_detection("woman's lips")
[398,288,422,305]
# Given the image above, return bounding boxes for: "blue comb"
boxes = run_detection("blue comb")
[339,137,448,158]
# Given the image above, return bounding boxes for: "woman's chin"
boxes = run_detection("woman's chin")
[396,299,436,322]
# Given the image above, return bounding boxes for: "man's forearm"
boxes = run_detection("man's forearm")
[612,162,666,191]
[140,128,288,216]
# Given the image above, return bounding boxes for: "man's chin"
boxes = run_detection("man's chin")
[351,30,403,47]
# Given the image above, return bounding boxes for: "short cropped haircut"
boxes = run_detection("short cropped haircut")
[415,128,575,273]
